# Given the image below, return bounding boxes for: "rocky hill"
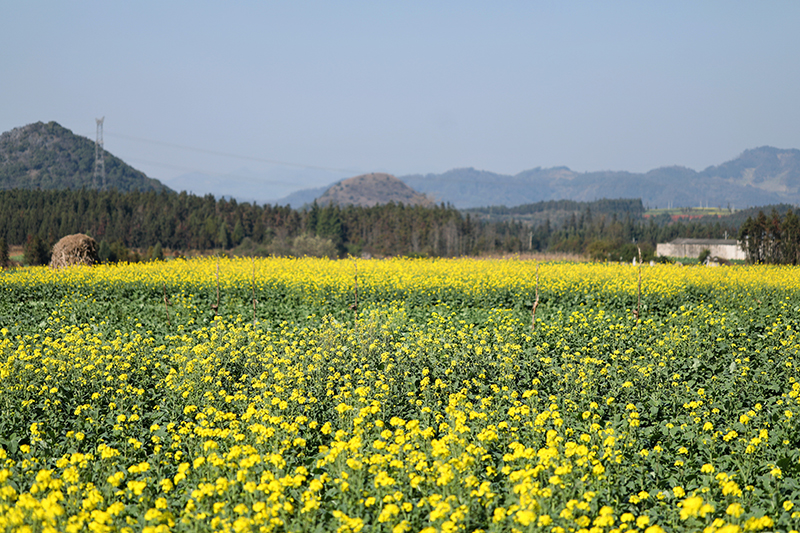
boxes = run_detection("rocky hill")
[316,172,432,207]
[0,121,170,192]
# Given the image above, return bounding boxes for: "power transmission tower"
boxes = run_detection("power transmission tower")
[94,117,106,190]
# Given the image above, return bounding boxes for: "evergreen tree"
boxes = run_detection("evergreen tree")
[0,237,8,269]
[783,209,800,265]
[306,201,320,234]
[24,235,50,266]
[232,220,245,245]
[98,240,113,263]
[217,222,231,249]
[152,242,164,261]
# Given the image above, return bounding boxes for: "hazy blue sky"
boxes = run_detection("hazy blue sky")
[3,1,800,194]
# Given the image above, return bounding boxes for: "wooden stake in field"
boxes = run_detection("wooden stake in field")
[350,258,359,334]
[163,283,171,326]
[531,263,540,331]
[251,257,257,326]
[211,260,220,317]
[633,246,642,321]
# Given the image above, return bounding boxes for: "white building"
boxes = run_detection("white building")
[655,238,746,261]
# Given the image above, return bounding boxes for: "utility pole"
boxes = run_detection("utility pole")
[94,117,106,190]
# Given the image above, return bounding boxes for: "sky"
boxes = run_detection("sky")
[3,1,800,198]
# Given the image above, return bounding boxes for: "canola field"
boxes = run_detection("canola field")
[0,257,799,533]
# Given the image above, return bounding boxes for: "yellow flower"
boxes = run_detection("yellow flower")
[679,496,704,519]
[378,504,400,522]
[127,480,147,496]
[515,510,535,526]
[107,471,125,487]
[392,521,410,533]
[743,516,774,531]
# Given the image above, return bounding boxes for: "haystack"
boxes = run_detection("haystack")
[49,234,99,268]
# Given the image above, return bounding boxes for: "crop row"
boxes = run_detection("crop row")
[1,258,799,532]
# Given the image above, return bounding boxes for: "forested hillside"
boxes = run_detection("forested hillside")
[0,189,755,263]
[0,121,170,192]
[466,198,645,227]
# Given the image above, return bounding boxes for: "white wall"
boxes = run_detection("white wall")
[656,242,746,261]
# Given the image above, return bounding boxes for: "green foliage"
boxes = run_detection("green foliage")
[98,240,139,264]
[0,237,8,269]
[0,121,170,193]
[291,234,337,258]
[97,239,112,263]
[698,248,711,264]
[232,219,245,245]
[0,261,799,531]
[23,235,50,266]
[739,208,800,264]
[586,240,654,263]
[0,187,783,261]
[217,221,231,249]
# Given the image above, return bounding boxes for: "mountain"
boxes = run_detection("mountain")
[398,147,800,209]
[0,121,170,192]
[163,166,349,205]
[401,167,573,207]
[316,173,432,207]
[275,185,330,208]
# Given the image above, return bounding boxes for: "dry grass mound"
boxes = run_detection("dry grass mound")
[49,234,99,268]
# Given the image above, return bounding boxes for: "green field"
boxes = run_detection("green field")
[1,258,799,532]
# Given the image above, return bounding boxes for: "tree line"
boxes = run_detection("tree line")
[0,188,756,265]
[738,209,800,264]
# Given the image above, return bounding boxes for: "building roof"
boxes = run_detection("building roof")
[669,238,739,245]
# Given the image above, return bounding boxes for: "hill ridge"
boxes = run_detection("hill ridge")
[0,121,171,193]
[316,172,432,207]
[399,146,800,209]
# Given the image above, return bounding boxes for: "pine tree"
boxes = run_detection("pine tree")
[0,237,9,269]
[232,220,245,246]
[98,240,113,263]
[24,235,50,266]
[218,222,231,249]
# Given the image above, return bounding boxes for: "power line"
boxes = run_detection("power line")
[122,156,311,188]
[103,131,356,174]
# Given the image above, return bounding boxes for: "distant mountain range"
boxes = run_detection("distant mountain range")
[399,147,800,209]
[275,147,800,209]
[3,122,800,210]
[0,121,169,193]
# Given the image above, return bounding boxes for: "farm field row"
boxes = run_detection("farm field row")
[1,258,799,533]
